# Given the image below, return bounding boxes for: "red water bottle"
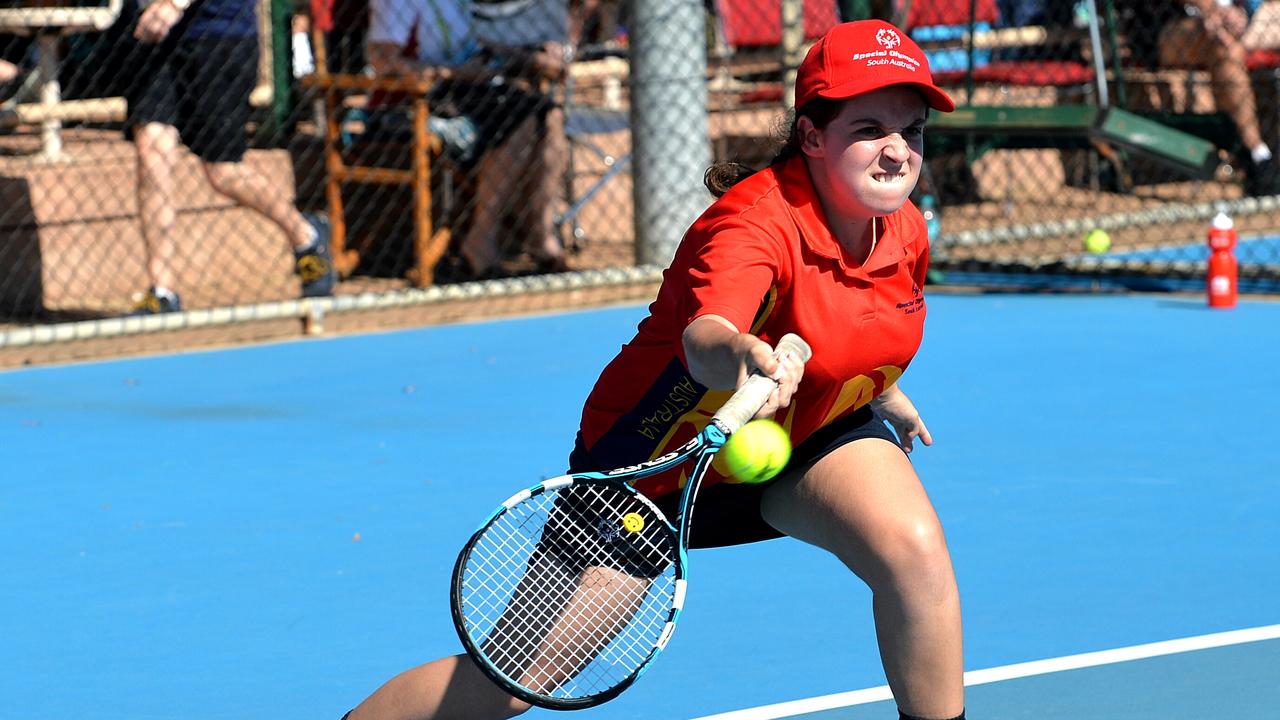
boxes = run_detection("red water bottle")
[1207,212,1237,309]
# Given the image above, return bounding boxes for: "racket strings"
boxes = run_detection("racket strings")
[458,482,679,699]
[472,490,673,684]
[472,536,662,690]
[501,567,651,694]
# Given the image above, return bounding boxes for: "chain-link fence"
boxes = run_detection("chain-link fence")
[914,0,1280,292]
[1,0,1278,343]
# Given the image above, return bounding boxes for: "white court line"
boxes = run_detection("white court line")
[687,624,1280,720]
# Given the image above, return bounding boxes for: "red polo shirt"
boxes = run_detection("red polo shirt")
[577,153,930,500]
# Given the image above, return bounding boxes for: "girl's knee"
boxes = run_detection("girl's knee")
[202,161,233,191]
[876,519,957,600]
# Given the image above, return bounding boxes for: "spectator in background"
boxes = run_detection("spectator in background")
[0,33,32,112]
[0,34,26,94]
[367,0,569,278]
[569,0,623,47]
[125,0,336,314]
[471,0,571,270]
[1117,0,1280,195]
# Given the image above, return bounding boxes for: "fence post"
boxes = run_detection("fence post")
[629,0,713,266]
[782,0,804,108]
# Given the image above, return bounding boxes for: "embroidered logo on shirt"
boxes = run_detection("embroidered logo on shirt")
[897,283,924,315]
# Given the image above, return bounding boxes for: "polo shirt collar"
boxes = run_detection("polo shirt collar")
[776,154,911,277]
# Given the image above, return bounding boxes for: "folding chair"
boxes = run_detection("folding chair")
[556,46,631,249]
[300,27,454,287]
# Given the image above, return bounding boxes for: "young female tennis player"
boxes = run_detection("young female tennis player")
[346,19,964,720]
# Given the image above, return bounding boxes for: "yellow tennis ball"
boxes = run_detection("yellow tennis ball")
[1084,228,1111,254]
[720,419,791,485]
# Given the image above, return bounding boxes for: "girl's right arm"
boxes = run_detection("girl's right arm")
[682,315,803,418]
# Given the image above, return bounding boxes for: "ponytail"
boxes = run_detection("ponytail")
[701,98,843,197]
[702,162,755,197]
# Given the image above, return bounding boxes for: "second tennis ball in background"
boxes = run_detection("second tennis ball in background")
[1084,228,1111,254]
[720,419,792,485]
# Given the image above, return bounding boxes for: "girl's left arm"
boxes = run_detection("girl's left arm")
[871,383,933,453]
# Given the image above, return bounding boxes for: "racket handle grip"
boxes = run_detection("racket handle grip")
[712,333,812,434]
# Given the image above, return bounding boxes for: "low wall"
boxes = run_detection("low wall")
[0,133,301,316]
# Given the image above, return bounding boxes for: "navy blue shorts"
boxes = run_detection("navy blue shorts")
[569,405,902,549]
[124,35,258,163]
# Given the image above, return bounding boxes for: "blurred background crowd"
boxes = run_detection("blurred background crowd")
[1,0,1279,325]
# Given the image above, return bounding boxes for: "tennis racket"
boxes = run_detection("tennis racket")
[450,333,812,709]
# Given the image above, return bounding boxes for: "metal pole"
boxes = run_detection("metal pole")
[1101,0,1126,108]
[1084,0,1110,108]
[629,0,713,265]
[781,0,804,108]
[37,32,61,159]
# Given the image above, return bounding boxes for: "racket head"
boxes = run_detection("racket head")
[452,333,812,708]
[451,475,685,709]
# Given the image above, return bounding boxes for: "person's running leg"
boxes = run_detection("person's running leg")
[135,121,182,298]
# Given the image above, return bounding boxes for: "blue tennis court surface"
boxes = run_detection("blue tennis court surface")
[2,292,1277,720]
[940,234,1280,294]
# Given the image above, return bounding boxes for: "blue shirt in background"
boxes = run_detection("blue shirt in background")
[184,0,258,40]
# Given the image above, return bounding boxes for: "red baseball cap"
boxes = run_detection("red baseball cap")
[795,20,956,113]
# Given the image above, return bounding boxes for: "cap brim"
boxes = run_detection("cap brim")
[818,80,957,113]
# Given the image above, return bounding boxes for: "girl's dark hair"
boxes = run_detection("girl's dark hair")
[702,97,843,197]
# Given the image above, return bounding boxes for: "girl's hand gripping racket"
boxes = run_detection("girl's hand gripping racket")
[450,333,812,709]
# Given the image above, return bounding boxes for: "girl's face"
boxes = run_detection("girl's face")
[799,86,928,219]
